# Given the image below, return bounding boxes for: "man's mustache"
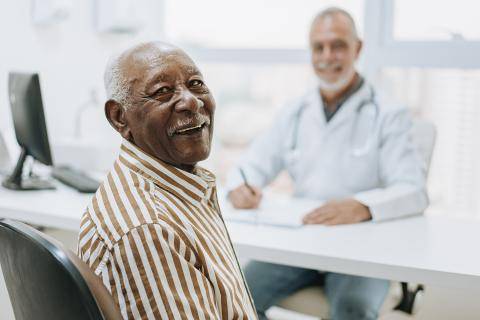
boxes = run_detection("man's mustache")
[167,113,211,137]
[316,62,342,71]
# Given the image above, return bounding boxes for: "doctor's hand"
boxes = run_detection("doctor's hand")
[302,199,372,226]
[228,185,263,209]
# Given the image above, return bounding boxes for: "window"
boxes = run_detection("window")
[198,62,314,188]
[165,0,364,188]
[393,0,480,41]
[366,0,480,218]
[163,0,480,218]
[378,68,480,218]
[164,0,364,49]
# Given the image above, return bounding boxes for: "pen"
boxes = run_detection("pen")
[239,168,259,225]
[239,168,256,195]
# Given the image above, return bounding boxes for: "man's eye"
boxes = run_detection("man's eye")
[156,86,171,94]
[190,79,204,87]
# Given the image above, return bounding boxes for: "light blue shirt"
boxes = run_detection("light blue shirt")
[226,81,429,221]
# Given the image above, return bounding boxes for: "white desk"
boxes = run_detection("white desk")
[1,186,480,291]
[228,217,480,290]
[0,185,90,231]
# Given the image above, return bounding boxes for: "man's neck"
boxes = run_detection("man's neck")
[162,159,196,173]
[127,138,197,173]
[320,73,359,111]
[177,163,195,173]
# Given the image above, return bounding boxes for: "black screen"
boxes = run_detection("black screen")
[8,73,53,166]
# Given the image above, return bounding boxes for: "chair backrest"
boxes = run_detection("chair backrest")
[411,119,437,176]
[0,130,11,173]
[0,219,122,320]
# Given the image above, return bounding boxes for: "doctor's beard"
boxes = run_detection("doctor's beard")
[316,62,356,93]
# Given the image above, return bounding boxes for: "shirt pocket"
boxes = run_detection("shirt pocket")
[342,149,379,191]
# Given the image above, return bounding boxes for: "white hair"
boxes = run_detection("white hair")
[104,53,131,109]
[313,7,360,40]
[104,42,184,110]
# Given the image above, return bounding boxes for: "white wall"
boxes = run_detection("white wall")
[0,0,165,164]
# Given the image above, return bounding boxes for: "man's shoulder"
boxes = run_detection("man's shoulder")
[79,206,192,255]
[81,194,180,249]
[371,85,408,115]
[270,88,318,125]
[285,88,318,111]
[370,91,416,135]
[82,163,167,245]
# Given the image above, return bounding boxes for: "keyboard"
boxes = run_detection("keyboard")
[51,165,100,193]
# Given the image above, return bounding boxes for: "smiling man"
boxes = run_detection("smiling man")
[226,7,427,320]
[78,42,257,320]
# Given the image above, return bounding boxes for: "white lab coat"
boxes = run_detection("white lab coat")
[226,81,429,221]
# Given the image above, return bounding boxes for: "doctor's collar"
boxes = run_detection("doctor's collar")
[321,73,365,122]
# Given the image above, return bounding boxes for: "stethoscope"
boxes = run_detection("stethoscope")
[287,85,379,163]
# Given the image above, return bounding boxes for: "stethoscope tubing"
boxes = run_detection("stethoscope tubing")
[289,85,379,157]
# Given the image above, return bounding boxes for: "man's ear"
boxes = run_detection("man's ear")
[105,99,132,140]
[355,40,363,58]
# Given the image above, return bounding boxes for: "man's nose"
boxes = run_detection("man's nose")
[174,89,203,113]
[320,46,334,62]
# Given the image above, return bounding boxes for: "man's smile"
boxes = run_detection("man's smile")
[167,114,211,137]
[174,121,209,136]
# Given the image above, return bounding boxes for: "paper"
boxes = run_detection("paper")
[220,194,322,228]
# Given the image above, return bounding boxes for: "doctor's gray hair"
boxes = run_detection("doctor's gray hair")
[312,7,360,40]
[104,53,132,110]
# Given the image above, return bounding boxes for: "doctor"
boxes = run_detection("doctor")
[226,7,428,320]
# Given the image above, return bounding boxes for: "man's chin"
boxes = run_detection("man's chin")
[317,77,347,92]
[173,146,211,166]
[317,69,356,93]
[167,127,213,168]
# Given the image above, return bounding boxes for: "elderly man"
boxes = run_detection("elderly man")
[78,42,257,320]
[226,8,428,320]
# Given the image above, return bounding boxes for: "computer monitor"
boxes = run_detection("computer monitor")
[2,72,56,190]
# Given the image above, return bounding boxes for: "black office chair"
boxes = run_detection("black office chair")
[0,219,122,320]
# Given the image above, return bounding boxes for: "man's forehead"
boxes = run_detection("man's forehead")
[149,54,198,73]
[311,14,356,40]
[122,44,199,80]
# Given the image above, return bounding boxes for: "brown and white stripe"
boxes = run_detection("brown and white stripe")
[78,139,257,320]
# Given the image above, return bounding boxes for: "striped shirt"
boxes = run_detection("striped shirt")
[78,139,257,320]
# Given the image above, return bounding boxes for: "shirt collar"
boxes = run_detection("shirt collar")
[312,77,369,127]
[322,74,365,122]
[118,139,216,206]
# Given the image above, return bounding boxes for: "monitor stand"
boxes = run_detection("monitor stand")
[1,147,56,191]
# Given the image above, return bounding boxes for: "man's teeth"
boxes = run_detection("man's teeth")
[177,124,203,133]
